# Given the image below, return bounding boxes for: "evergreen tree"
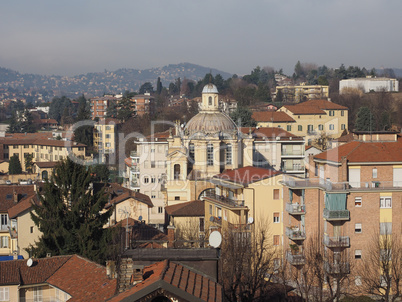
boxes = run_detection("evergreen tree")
[139,82,154,94]
[9,154,22,174]
[117,97,134,122]
[25,154,34,173]
[106,99,118,118]
[76,95,90,121]
[30,158,114,263]
[156,77,163,95]
[230,106,257,127]
[355,106,376,131]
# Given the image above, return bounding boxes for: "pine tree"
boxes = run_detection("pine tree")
[30,158,114,263]
[9,154,22,174]
[355,106,376,131]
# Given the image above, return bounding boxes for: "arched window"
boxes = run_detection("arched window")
[42,170,48,180]
[208,96,212,106]
[174,164,180,180]
[225,144,232,165]
[207,144,213,166]
[188,143,195,163]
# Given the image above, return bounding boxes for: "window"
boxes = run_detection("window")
[24,145,29,148]
[0,287,9,301]
[209,205,213,215]
[355,197,362,207]
[30,226,34,233]
[273,189,280,200]
[0,214,8,229]
[13,145,18,149]
[216,207,222,217]
[158,207,163,214]
[318,124,323,131]
[273,212,280,223]
[208,96,212,106]
[189,143,195,163]
[174,164,180,180]
[151,193,156,198]
[355,223,362,233]
[105,143,111,147]
[298,125,302,131]
[105,134,110,139]
[207,144,213,166]
[341,110,344,116]
[144,177,149,184]
[223,210,227,221]
[372,168,377,179]
[225,144,232,165]
[106,126,111,130]
[199,217,205,232]
[329,124,334,130]
[380,197,392,208]
[33,287,42,302]
[307,124,313,133]
[355,249,362,259]
[175,196,180,201]
[329,110,335,116]
[151,177,156,183]
[151,148,155,153]
[273,235,280,246]
[287,125,291,131]
[380,222,392,235]
[341,124,346,130]
[0,237,8,248]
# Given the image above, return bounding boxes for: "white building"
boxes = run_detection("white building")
[339,77,399,94]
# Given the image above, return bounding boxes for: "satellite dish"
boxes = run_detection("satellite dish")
[27,258,33,267]
[138,216,143,221]
[248,217,254,224]
[209,231,222,248]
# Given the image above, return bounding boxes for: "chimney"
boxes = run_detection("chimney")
[106,260,117,279]
[13,190,18,203]
[131,265,144,285]
[167,224,176,248]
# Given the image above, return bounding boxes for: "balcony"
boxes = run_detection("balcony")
[324,261,350,275]
[0,225,9,232]
[210,216,222,226]
[323,235,350,248]
[323,208,350,221]
[130,151,139,158]
[286,250,305,266]
[281,150,304,157]
[286,203,306,215]
[203,192,245,208]
[130,166,140,173]
[286,227,306,240]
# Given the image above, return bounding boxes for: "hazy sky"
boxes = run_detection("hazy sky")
[1,0,401,77]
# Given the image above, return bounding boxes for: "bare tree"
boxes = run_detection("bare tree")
[357,225,401,301]
[220,221,279,302]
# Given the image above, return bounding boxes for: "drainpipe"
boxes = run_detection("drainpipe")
[245,187,255,227]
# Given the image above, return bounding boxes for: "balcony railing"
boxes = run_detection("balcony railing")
[324,261,350,275]
[0,225,9,231]
[282,165,305,172]
[281,150,304,156]
[130,166,140,173]
[286,227,306,240]
[130,151,139,158]
[285,203,306,215]
[323,208,350,221]
[323,235,350,248]
[286,250,305,266]
[203,192,245,208]
[282,175,402,191]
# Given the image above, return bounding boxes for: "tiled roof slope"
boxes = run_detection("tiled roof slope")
[314,139,402,163]
[301,99,348,110]
[0,184,35,212]
[165,200,205,217]
[251,111,295,122]
[282,105,326,115]
[107,260,222,302]
[48,255,117,302]
[214,166,281,186]
[0,255,71,285]
[8,194,38,219]
[239,127,303,141]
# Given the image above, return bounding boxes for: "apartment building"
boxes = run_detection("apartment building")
[130,93,155,117]
[90,96,117,120]
[273,84,329,102]
[277,99,348,143]
[252,111,296,129]
[281,132,402,292]
[93,118,121,163]
[0,133,87,177]
[339,77,399,94]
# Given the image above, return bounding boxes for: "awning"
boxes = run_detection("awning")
[325,193,347,210]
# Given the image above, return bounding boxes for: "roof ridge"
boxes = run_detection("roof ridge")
[160,259,170,282]
[344,141,363,159]
[43,255,73,284]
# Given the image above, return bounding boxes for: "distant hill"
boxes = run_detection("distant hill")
[0,63,232,99]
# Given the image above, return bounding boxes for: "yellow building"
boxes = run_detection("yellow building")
[274,84,329,103]
[277,99,348,144]
[203,166,284,250]
[93,118,121,163]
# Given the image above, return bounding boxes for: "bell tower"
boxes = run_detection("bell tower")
[201,84,219,112]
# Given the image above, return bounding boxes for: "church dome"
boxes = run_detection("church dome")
[185,111,237,136]
[202,83,219,94]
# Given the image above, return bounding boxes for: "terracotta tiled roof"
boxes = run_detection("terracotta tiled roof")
[47,255,117,302]
[165,200,204,217]
[0,255,71,285]
[301,99,349,110]
[107,260,222,302]
[0,185,35,212]
[314,140,402,163]
[0,133,86,147]
[145,128,176,141]
[124,157,132,167]
[214,166,281,186]
[8,194,38,219]
[252,111,295,122]
[105,183,153,208]
[34,161,59,168]
[239,127,303,141]
[282,105,326,115]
